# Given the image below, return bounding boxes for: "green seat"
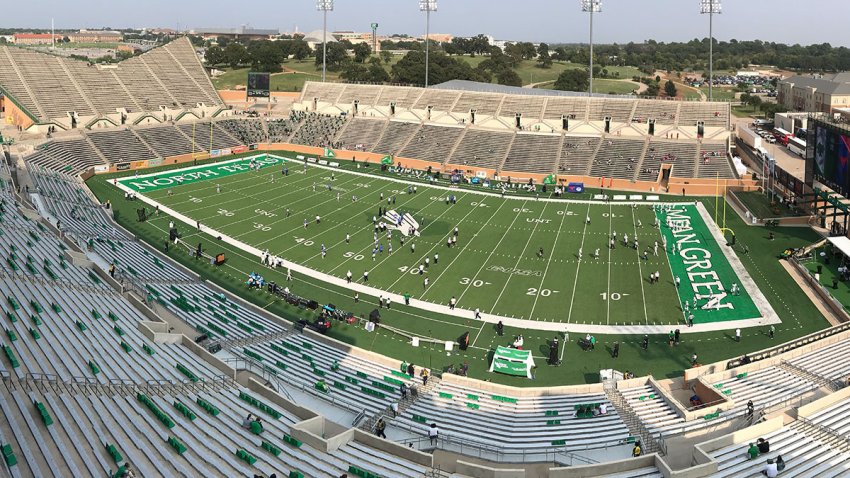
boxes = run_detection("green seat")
[261,440,281,456]
[167,436,186,454]
[105,443,123,463]
[235,449,257,465]
[2,443,17,467]
[283,434,302,448]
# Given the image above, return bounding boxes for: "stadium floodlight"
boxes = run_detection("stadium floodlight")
[316,0,334,83]
[700,0,722,102]
[581,0,602,97]
[419,0,437,88]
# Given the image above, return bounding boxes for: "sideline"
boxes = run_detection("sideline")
[112,153,778,335]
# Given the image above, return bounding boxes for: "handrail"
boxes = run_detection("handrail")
[394,420,626,464]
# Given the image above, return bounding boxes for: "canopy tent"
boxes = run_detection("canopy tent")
[827,236,850,258]
[489,346,535,379]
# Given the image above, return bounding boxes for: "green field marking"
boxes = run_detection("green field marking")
[118,155,285,193]
[656,204,760,324]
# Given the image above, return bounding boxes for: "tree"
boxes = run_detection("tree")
[315,42,349,71]
[248,40,285,72]
[496,68,522,87]
[340,63,371,82]
[353,43,371,63]
[553,69,589,92]
[368,63,391,83]
[664,80,678,98]
[289,40,312,61]
[205,46,224,67]
[391,51,488,86]
[380,50,393,65]
[747,94,763,112]
[223,42,248,69]
[537,43,552,69]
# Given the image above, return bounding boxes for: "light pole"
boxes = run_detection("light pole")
[419,0,437,88]
[700,0,722,102]
[316,0,334,83]
[581,0,602,96]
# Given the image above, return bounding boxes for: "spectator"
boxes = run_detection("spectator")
[599,403,608,415]
[407,363,415,377]
[757,437,770,453]
[400,383,408,399]
[747,442,760,460]
[762,458,778,478]
[632,441,642,457]
[375,418,387,438]
[775,455,785,472]
[390,401,399,417]
[420,368,429,386]
[428,423,439,446]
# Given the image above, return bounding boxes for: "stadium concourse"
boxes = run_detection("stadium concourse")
[0,39,849,478]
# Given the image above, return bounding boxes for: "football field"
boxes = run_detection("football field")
[117,154,764,329]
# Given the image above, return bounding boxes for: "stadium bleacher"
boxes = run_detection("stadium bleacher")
[0,38,221,126]
[503,133,562,175]
[591,137,648,180]
[447,129,514,170]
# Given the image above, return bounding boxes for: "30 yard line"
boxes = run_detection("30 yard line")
[418,199,509,302]
[455,200,530,306]
[566,202,593,324]
[631,207,650,324]
[527,201,571,321]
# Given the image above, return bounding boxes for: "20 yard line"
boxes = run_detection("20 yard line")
[490,202,551,315]
[527,201,571,321]
[566,202,593,324]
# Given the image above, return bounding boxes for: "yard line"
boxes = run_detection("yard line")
[418,199,509,301]
[190,174,366,239]
[527,202,571,321]
[606,202,613,325]
[631,207,650,324]
[382,193,493,292]
[318,192,451,275]
[454,200,530,306]
[489,202,551,314]
[657,207,687,324]
[566,202,594,324]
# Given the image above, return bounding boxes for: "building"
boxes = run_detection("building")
[67,30,123,43]
[189,27,279,42]
[302,30,338,49]
[774,112,810,134]
[12,33,62,45]
[778,73,850,114]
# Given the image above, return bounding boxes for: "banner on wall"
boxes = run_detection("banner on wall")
[94,165,110,173]
[116,162,131,171]
[380,155,393,165]
[323,148,336,158]
[232,146,249,154]
[148,158,163,168]
[210,149,221,158]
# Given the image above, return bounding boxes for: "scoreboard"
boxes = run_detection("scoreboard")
[247,72,270,98]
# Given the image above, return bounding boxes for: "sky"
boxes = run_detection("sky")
[4,0,850,47]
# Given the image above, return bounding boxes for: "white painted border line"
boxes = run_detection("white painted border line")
[112,154,774,335]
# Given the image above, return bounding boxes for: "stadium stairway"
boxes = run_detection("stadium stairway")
[794,418,850,457]
[80,133,111,166]
[357,375,441,437]
[211,329,296,354]
[604,386,664,456]
[128,129,160,160]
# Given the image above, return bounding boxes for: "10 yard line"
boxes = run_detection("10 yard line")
[631,207,650,324]
[606,202,613,325]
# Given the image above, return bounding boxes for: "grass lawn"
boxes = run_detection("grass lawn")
[732,191,807,219]
[700,87,737,102]
[536,78,639,95]
[86,154,829,386]
[213,61,340,91]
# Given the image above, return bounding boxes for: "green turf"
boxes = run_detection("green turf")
[120,154,752,327]
[86,153,830,386]
[732,191,807,219]
[802,247,850,312]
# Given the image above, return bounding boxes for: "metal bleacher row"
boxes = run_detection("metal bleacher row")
[300,81,732,128]
[0,38,221,124]
[0,164,435,476]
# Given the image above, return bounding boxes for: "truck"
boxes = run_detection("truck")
[737,125,762,150]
